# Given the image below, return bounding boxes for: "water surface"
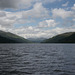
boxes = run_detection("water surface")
[0,44,75,75]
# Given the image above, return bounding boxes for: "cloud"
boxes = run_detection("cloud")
[72,4,75,10]
[52,8,73,19]
[73,19,75,21]
[6,26,75,38]
[0,21,75,38]
[36,0,60,3]
[0,18,15,27]
[37,0,62,3]
[62,2,69,7]
[38,19,58,28]
[0,11,6,17]
[0,3,49,28]
[0,0,20,9]
[0,10,20,27]
[0,0,34,9]
[17,19,35,24]
[22,3,49,19]
[0,0,74,39]
[0,25,7,31]
[0,0,62,9]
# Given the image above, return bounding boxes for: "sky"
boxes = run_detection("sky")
[0,0,75,38]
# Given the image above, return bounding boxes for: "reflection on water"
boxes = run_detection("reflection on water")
[0,44,75,75]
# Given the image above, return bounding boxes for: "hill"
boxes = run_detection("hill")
[0,30,30,43]
[42,32,75,43]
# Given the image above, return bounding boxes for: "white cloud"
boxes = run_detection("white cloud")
[0,0,74,39]
[0,3,49,28]
[0,11,21,27]
[38,19,58,28]
[0,18,15,27]
[17,19,35,24]
[52,8,73,19]
[28,26,33,30]
[62,2,69,7]
[22,3,49,19]
[0,23,75,39]
[9,26,75,38]
[72,4,75,10]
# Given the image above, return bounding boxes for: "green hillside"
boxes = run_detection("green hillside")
[0,30,30,43]
[42,32,75,43]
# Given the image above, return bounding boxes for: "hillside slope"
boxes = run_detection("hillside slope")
[0,30,30,43]
[42,32,75,43]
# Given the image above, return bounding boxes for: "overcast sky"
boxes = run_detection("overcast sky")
[0,0,75,38]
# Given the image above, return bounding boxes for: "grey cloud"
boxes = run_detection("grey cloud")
[0,0,19,9]
[0,11,6,17]
[0,19,15,27]
[35,0,61,4]
[0,0,33,9]
[0,0,62,9]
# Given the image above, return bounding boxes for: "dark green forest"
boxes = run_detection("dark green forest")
[42,32,75,43]
[0,30,30,43]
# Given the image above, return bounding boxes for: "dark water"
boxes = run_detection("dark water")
[0,44,75,75]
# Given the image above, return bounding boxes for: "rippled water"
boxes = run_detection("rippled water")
[0,44,75,75]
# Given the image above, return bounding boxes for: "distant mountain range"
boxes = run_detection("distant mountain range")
[0,30,30,43]
[0,30,75,43]
[42,32,75,43]
[28,38,46,43]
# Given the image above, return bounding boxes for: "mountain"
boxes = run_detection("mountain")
[28,38,46,43]
[42,32,75,43]
[0,30,30,43]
